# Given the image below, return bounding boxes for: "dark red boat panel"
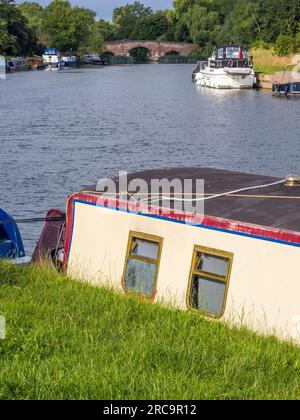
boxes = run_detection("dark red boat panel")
[32,209,65,264]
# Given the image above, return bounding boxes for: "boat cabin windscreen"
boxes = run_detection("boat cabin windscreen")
[217,47,248,60]
[122,231,163,300]
[188,246,233,318]
[44,48,58,56]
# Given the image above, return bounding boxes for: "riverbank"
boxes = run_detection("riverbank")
[1,261,300,400]
[253,47,300,89]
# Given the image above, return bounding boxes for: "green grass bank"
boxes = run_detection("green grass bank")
[1,262,300,400]
[253,47,299,75]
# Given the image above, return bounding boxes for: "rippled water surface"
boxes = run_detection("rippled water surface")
[0,64,299,251]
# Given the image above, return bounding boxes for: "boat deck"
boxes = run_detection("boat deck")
[83,167,300,233]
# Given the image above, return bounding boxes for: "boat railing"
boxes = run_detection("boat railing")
[197,61,208,70]
[210,59,252,69]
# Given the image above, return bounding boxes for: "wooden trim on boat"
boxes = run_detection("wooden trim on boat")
[186,246,234,319]
[121,231,164,302]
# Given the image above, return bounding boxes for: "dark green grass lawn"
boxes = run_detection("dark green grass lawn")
[1,262,300,400]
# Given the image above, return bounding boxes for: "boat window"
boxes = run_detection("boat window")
[122,232,163,300]
[131,238,159,260]
[226,47,247,59]
[217,49,224,59]
[188,246,233,318]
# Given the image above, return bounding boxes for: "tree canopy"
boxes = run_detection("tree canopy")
[0,0,299,57]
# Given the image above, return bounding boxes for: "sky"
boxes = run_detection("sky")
[15,0,174,20]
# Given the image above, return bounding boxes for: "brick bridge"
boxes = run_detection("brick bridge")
[105,40,195,61]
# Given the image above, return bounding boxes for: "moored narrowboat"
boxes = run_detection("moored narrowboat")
[7,57,28,72]
[272,71,300,96]
[38,168,300,342]
[61,52,78,67]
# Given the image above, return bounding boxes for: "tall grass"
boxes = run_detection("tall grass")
[252,47,295,74]
[1,262,300,400]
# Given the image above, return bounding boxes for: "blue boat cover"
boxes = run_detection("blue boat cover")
[0,209,25,259]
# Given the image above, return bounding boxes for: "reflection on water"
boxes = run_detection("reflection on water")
[0,64,299,251]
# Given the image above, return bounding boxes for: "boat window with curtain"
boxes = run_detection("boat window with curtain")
[188,246,233,318]
[122,232,163,300]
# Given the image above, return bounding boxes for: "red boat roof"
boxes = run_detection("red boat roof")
[81,167,300,234]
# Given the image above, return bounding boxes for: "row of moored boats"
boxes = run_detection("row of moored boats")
[0,49,106,77]
[42,48,106,70]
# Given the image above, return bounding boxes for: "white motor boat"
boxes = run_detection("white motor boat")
[193,45,256,89]
[43,48,65,70]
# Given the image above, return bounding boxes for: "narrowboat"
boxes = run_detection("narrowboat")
[193,45,256,89]
[36,168,300,342]
[42,48,65,70]
[27,57,46,71]
[7,57,28,72]
[82,54,105,65]
[61,52,78,67]
[272,71,300,96]
[0,209,30,264]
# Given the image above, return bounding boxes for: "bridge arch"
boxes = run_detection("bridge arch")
[104,40,195,62]
[128,46,151,62]
[164,50,180,56]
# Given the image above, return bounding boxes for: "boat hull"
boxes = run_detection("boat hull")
[194,68,256,89]
[0,208,29,263]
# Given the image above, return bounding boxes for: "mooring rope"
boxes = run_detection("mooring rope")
[0,216,65,225]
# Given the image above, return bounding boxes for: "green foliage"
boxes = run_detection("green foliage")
[133,11,171,41]
[184,4,220,56]
[18,2,43,36]
[3,0,300,58]
[0,0,37,55]
[43,0,78,51]
[84,21,105,55]
[274,35,296,56]
[296,33,300,49]
[1,262,300,400]
[113,1,152,40]
[0,18,12,51]
[251,39,272,50]
[172,0,300,55]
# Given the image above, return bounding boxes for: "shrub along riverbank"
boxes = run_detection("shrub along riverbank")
[1,261,300,400]
[253,47,299,75]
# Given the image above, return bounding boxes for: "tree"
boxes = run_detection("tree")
[113,1,152,40]
[87,22,104,54]
[43,0,78,51]
[275,34,296,56]
[72,6,96,53]
[96,19,116,42]
[217,0,261,46]
[18,2,44,35]
[0,0,37,55]
[0,19,11,51]
[133,10,171,40]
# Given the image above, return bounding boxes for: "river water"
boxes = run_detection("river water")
[0,64,299,252]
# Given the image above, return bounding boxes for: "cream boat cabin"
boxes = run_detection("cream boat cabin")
[61,168,300,342]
